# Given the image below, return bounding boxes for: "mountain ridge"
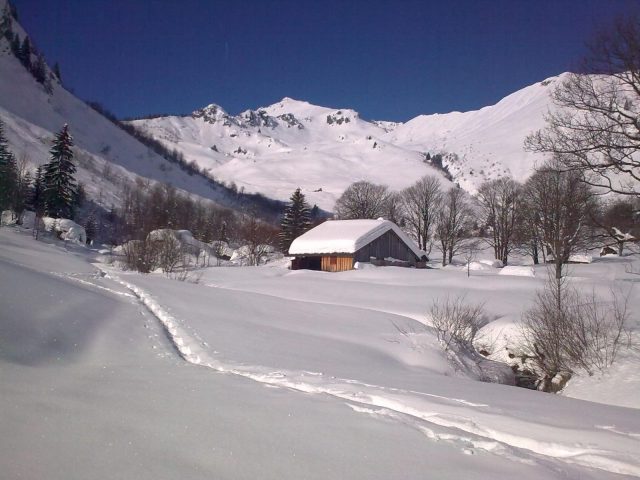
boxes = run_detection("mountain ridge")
[128,77,559,210]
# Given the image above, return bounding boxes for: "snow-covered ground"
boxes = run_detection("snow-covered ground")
[1,227,639,479]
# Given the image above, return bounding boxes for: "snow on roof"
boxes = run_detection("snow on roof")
[288,219,424,258]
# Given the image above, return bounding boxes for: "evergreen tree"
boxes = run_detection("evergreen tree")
[43,124,77,218]
[14,169,31,216]
[30,165,45,214]
[53,62,61,81]
[84,211,98,245]
[0,119,18,210]
[10,32,19,56]
[32,53,47,84]
[279,187,311,252]
[18,35,31,69]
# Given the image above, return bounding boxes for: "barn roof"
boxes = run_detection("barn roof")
[288,219,424,257]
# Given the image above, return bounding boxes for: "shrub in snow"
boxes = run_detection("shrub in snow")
[428,295,486,351]
[122,239,159,273]
[521,273,632,392]
[230,244,277,266]
[41,217,86,244]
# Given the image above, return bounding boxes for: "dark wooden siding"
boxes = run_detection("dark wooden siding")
[353,230,419,264]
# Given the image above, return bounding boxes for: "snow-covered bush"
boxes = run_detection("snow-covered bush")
[41,217,87,244]
[1,210,17,226]
[428,295,486,351]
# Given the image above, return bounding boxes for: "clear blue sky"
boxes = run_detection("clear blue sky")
[12,0,639,122]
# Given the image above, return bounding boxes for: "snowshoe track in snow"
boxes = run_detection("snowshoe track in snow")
[105,270,640,478]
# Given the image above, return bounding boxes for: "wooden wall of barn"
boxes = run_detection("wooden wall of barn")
[321,255,354,272]
[353,230,419,264]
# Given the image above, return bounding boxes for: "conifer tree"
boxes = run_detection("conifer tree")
[43,124,77,218]
[18,35,31,69]
[14,169,31,216]
[53,62,61,81]
[30,165,45,214]
[32,53,47,84]
[84,211,98,245]
[0,119,18,210]
[279,187,311,252]
[10,32,19,56]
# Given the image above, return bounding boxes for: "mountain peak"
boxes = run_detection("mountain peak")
[191,103,237,126]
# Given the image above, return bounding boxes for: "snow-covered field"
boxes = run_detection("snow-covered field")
[1,227,639,479]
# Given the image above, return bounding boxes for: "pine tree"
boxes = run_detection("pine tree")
[30,165,45,214]
[84,211,98,245]
[10,32,19,56]
[53,62,61,81]
[0,119,18,210]
[13,169,31,216]
[32,53,47,84]
[279,187,311,252]
[43,124,77,218]
[18,35,31,69]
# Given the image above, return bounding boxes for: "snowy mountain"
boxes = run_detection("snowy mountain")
[129,78,559,210]
[127,99,449,211]
[0,0,557,214]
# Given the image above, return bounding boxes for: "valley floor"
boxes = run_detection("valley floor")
[1,227,639,479]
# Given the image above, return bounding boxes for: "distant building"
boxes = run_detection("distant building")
[289,219,426,272]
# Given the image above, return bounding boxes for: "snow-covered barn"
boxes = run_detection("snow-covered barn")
[288,219,426,272]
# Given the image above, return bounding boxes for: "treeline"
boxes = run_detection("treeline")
[333,166,639,275]
[0,1,59,93]
[113,180,237,244]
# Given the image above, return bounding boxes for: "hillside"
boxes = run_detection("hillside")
[129,78,558,210]
[128,100,451,211]
[0,4,282,217]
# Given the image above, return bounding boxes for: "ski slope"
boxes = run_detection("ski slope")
[1,227,639,479]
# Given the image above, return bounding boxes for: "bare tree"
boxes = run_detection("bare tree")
[477,178,521,265]
[461,239,481,277]
[383,191,405,227]
[435,188,473,266]
[525,14,640,197]
[429,294,486,351]
[523,159,593,279]
[334,181,389,219]
[590,197,639,255]
[401,175,443,251]
[521,270,632,392]
[514,198,543,264]
[153,230,184,275]
[239,210,278,266]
